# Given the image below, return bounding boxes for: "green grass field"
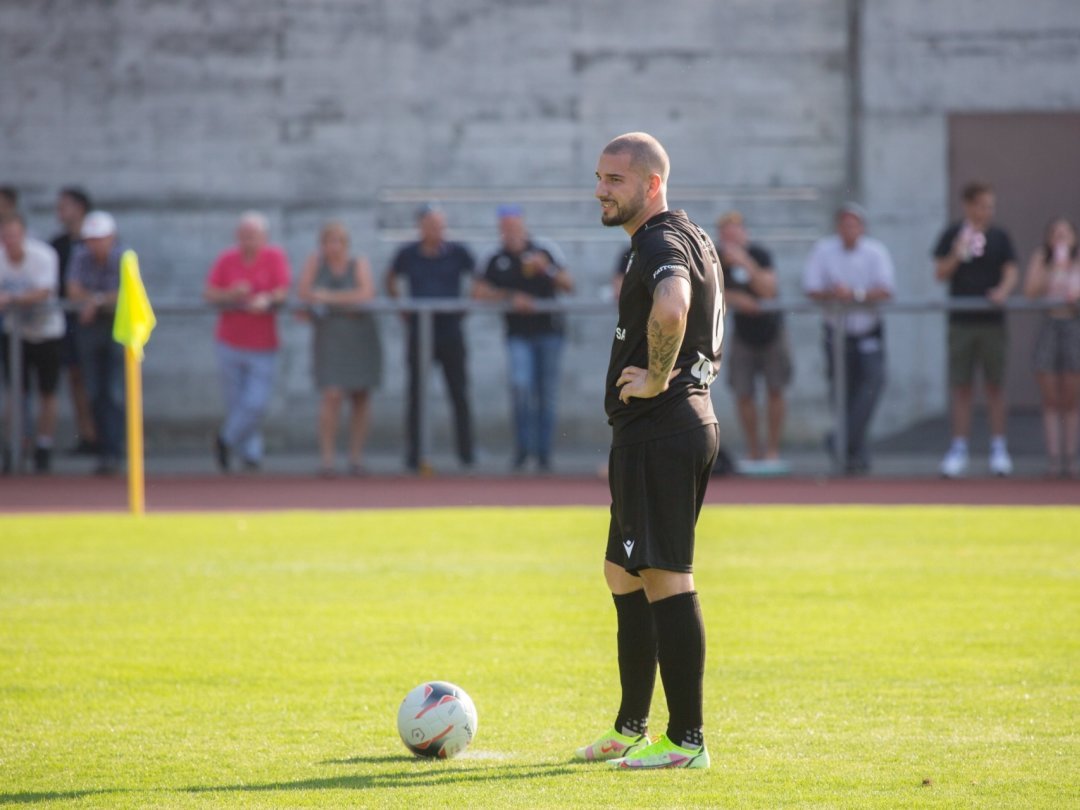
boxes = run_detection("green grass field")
[1,506,1077,809]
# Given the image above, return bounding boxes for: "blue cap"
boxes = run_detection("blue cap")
[496,203,523,219]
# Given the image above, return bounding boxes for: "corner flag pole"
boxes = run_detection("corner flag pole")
[113,250,156,516]
[124,346,146,515]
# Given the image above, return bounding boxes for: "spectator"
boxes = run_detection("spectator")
[0,187,25,442]
[297,221,382,477]
[475,205,574,471]
[49,186,98,455]
[0,213,64,473]
[0,186,18,220]
[204,212,291,473]
[66,211,125,475]
[386,204,477,474]
[1023,216,1080,478]
[716,210,791,472]
[803,203,895,474]
[933,182,1019,478]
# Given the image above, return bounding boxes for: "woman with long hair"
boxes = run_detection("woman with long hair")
[1024,217,1080,477]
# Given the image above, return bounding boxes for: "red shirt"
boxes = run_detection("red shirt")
[207,245,292,350]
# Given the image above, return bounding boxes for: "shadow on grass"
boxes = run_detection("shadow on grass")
[0,789,121,806]
[0,760,578,804]
[184,762,577,794]
[319,753,416,765]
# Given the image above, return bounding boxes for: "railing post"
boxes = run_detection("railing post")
[830,304,848,474]
[416,304,434,471]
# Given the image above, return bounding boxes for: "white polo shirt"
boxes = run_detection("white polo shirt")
[0,237,65,342]
[802,234,896,336]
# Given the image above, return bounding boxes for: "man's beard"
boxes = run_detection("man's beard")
[600,188,645,227]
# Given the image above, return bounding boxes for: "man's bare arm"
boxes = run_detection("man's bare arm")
[645,275,689,386]
[616,274,690,403]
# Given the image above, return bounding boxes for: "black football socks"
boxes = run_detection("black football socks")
[651,590,706,750]
[612,589,656,737]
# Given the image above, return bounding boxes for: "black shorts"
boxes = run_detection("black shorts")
[0,335,63,396]
[606,423,719,574]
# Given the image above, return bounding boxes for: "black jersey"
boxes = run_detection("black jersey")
[605,209,724,446]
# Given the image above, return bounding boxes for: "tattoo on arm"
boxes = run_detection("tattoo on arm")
[646,315,681,383]
[646,277,688,384]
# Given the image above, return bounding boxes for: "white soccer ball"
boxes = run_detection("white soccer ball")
[396,681,478,759]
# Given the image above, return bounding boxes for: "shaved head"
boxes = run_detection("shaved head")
[602,132,670,184]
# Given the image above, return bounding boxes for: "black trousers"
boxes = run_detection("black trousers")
[823,326,886,466]
[406,321,474,468]
[75,320,126,461]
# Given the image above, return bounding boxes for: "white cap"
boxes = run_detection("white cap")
[837,201,868,222]
[82,211,117,239]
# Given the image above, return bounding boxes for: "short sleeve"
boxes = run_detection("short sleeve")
[802,241,829,293]
[270,247,291,286]
[532,237,566,269]
[40,244,59,291]
[999,230,1017,264]
[483,253,505,287]
[932,226,956,259]
[457,245,477,276]
[639,253,691,298]
[67,245,87,288]
[389,247,407,278]
[207,252,230,288]
[873,242,896,292]
[749,244,774,271]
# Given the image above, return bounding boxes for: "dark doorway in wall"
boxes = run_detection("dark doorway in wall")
[947,112,1080,409]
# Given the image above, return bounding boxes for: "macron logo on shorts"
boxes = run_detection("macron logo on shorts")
[623,538,635,557]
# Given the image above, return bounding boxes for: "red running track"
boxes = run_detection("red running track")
[0,474,1076,513]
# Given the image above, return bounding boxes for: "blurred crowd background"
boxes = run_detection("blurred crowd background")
[2,0,1079,475]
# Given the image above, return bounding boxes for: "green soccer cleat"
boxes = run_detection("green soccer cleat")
[573,728,650,762]
[609,733,710,770]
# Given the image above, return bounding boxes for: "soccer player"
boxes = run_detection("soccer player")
[575,133,723,770]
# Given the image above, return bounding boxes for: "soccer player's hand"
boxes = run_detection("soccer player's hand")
[617,366,680,403]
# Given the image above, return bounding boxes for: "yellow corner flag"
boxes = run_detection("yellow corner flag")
[114,249,157,359]
[113,249,156,515]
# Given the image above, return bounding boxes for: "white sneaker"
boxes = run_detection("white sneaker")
[989,446,1013,477]
[940,445,968,478]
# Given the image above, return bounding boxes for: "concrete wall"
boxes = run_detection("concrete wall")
[3,0,1076,461]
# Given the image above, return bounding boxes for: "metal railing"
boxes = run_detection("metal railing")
[1,296,1070,473]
